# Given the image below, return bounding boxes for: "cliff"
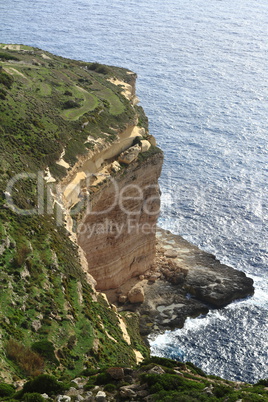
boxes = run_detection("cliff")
[76,151,162,290]
[59,115,163,290]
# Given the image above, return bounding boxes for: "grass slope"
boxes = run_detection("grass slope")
[0,44,137,180]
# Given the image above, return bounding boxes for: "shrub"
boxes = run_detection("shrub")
[142,373,205,394]
[213,384,232,398]
[104,383,116,392]
[84,377,97,390]
[141,356,178,369]
[78,78,92,84]
[88,62,101,71]
[23,393,45,402]
[142,373,184,391]
[31,341,58,364]
[5,339,44,376]
[138,145,163,162]
[96,65,110,74]
[22,374,66,396]
[154,391,199,401]
[95,372,112,385]
[255,378,268,386]
[13,244,31,267]
[88,62,110,75]
[0,70,14,89]
[0,52,20,61]
[227,392,268,402]
[186,362,207,377]
[62,100,80,109]
[0,383,15,397]
[0,88,7,99]
[67,335,76,350]
[81,368,99,376]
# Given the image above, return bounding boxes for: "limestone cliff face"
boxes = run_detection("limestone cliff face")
[77,152,163,290]
[59,75,163,290]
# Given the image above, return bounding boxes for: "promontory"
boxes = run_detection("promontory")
[0,45,256,399]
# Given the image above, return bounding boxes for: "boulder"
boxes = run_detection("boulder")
[107,367,124,380]
[57,396,71,402]
[75,396,84,401]
[118,294,127,303]
[149,273,160,282]
[119,386,137,398]
[95,391,106,401]
[185,265,254,307]
[148,134,157,146]
[124,375,134,383]
[109,161,121,173]
[32,58,41,66]
[118,145,140,164]
[148,365,165,375]
[164,249,178,258]
[83,392,93,402]
[140,140,151,152]
[71,377,86,390]
[128,284,145,303]
[66,387,80,397]
[31,319,42,332]
[173,370,183,376]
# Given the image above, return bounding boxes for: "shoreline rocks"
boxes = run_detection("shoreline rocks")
[104,227,254,335]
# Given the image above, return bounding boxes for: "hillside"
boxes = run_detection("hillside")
[0,44,153,381]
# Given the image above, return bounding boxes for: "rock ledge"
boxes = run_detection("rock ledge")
[105,228,254,335]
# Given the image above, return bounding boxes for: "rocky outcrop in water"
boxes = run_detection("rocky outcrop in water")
[105,228,254,334]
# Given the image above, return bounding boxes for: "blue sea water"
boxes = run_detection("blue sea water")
[1,0,267,383]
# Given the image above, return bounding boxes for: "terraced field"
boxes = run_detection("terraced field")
[0,44,129,125]
[0,44,137,172]
[61,85,99,120]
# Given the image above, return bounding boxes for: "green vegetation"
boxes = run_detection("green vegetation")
[88,61,111,75]
[0,44,147,383]
[137,358,268,401]
[22,393,46,402]
[5,339,44,377]
[0,383,15,397]
[0,52,20,61]
[0,355,268,400]
[0,45,136,179]
[61,85,98,120]
[138,145,163,162]
[0,210,146,378]
[17,374,66,399]
[141,355,180,368]
[0,69,14,88]
[256,378,268,386]
[31,341,58,364]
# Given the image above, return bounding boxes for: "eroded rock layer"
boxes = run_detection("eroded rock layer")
[77,152,163,290]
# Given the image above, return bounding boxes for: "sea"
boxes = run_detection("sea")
[1,0,267,384]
